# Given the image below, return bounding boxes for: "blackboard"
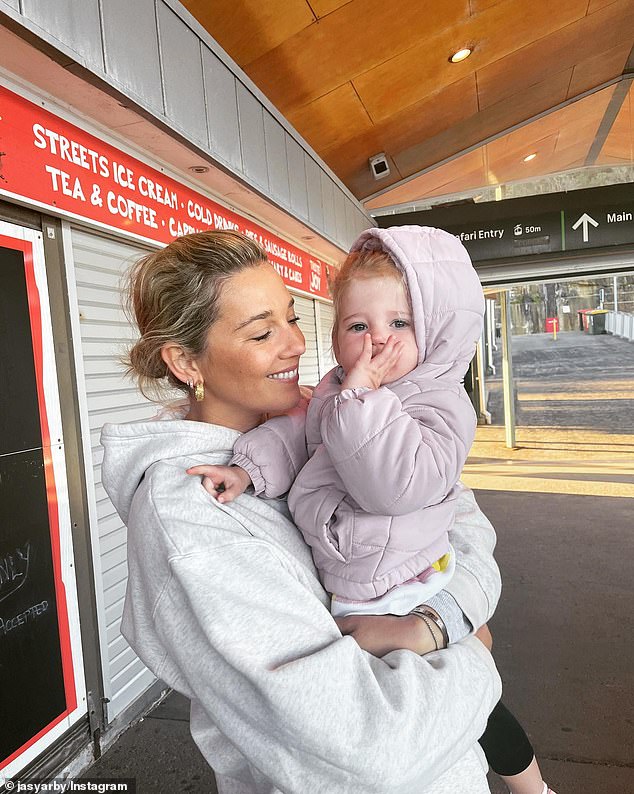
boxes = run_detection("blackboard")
[0,240,68,763]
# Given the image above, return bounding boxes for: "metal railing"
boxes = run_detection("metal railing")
[606,311,634,341]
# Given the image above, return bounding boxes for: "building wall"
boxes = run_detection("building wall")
[0,0,373,250]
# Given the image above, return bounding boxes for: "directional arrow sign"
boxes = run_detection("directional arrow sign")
[572,212,599,243]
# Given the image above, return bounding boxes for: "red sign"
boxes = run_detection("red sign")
[0,84,337,299]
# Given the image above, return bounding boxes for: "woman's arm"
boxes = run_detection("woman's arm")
[145,535,501,792]
[443,482,501,629]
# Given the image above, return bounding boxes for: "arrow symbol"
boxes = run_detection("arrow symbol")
[572,212,599,242]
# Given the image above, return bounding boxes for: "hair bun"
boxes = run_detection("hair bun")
[128,339,168,381]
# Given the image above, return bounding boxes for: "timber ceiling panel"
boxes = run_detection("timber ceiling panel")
[181,0,634,211]
[183,0,314,66]
[364,86,617,209]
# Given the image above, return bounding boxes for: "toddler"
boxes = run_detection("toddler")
[190,226,555,794]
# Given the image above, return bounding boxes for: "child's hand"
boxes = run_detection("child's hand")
[341,333,403,390]
[186,464,252,503]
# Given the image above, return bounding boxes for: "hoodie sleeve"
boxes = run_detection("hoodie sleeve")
[150,539,501,792]
[444,483,501,630]
[320,384,476,515]
[230,396,309,498]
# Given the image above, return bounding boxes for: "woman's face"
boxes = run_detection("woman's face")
[193,262,306,431]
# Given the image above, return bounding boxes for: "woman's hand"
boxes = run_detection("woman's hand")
[341,334,403,390]
[187,464,252,503]
[473,623,493,651]
[335,613,439,657]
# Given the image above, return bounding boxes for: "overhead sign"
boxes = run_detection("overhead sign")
[379,186,634,261]
[446,213,563,260]
[0,84,335,299]
[567,205,634,249]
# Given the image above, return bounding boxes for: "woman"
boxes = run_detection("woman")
[101,230,502,793]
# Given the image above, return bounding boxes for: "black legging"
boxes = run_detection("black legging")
[479,700,535,776]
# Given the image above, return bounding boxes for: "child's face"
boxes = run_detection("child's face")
[334,275,418,384]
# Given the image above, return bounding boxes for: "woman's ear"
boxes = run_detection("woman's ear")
[161,343,199,386]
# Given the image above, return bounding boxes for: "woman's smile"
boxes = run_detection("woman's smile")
[267,366,299,381]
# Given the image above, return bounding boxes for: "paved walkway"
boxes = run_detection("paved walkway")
[83,330,634,793]
[486,330,634,432]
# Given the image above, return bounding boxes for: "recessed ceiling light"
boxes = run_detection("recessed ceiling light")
[449,48,472,63]
[189,165,209,174]
[523,153,537,162]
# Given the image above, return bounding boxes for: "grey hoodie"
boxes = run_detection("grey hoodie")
[101,415,501,793]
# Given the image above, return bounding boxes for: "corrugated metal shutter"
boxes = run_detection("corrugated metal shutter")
[70,228,157,721]
[294,294,320,387]
[316,301,337,378]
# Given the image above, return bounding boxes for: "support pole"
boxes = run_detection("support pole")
[475,338,491,424]
[500,291,516,449]
[485,298,496,374]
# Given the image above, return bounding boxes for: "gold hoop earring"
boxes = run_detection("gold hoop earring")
[194,381,205,402]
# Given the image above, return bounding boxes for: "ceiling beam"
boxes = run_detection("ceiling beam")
[585,44,634,166]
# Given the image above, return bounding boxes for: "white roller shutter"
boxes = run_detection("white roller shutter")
[294,294,320,387]
[68,228,157,721]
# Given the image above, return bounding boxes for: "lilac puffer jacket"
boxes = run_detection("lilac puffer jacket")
[232,226,485,601]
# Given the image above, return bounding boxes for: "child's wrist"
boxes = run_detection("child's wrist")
[233,465,252,487]
[341,375,376,390]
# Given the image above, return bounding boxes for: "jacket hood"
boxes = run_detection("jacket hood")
[350,225,484,380]
[100,410,240,523]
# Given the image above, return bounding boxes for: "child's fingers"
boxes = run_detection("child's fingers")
[216,481,241,504]
[187,465,232,500]
[361,333,373,360]
[201,476,219,498]
[187,464,220,476]
[373,336,402,369]
[389,339,403,363]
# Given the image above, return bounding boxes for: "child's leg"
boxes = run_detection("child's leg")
[479,701,553,794]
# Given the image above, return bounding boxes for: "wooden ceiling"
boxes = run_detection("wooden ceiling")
[182,0,634,210]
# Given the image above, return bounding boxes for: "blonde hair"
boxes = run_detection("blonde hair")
[125,230,266,399]
[331,249,408,340]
